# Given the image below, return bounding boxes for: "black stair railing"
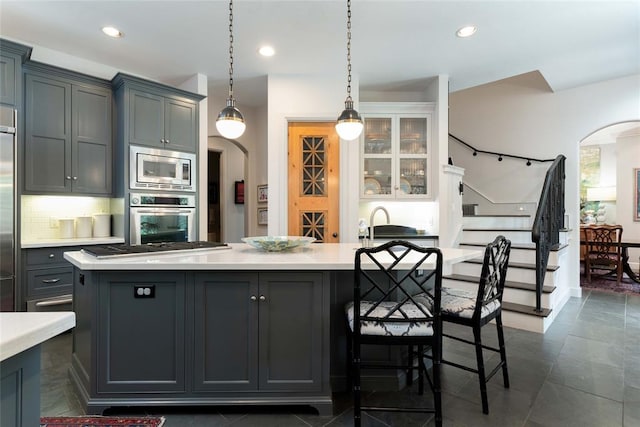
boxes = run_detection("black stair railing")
[531,155,566,313]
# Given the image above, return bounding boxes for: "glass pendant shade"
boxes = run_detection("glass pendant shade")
[216,98,246,139]
[335,99,363,141]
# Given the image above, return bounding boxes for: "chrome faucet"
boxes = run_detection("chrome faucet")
[369,206,390,245]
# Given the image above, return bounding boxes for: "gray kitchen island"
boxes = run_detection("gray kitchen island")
[64,243,479,416]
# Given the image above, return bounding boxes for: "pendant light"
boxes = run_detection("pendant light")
[216,0,246,139]
[335,0,363,141]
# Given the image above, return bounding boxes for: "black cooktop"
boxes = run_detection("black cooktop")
[81,241,229,258]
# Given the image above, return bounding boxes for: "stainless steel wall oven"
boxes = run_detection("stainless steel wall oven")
[130,193,196,245]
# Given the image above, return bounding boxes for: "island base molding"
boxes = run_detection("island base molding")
[68,363,333,416]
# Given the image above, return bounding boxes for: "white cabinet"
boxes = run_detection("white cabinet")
[360,102,434,200]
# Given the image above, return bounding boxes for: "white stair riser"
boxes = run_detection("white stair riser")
[501,310,552,333]
[504,287,552,309]
[462,230,532,244]
[459,247,560,265]
[461,230,569,245]
[442,278,553,309]
[452,262,557,285]
[463,216,531,229]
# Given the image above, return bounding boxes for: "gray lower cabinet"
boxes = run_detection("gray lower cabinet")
[96,272,186,393]
[0,346,40,427]
[193,272,324,393]
[24,64,112,195]
[70,269,333,416]
[22,247,77,311]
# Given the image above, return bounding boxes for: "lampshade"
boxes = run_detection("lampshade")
[216,99,246,139]
[586,186,616,202]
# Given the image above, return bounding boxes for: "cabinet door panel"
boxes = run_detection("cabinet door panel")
[0,54,16,106]
[165,99,196,152]
[25,74,71,192]
[193,273,259,391]
[129,90,163,147]
[97,272,185,393]
[259,272,323,391]
[72,85,112,194]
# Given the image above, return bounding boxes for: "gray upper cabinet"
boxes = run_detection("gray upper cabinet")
[0,39,31,108]
[115,74,202,153]
[23,63,112,195]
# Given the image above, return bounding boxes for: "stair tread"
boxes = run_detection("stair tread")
[463,214,531,218]
[443,274,556,293]
[463,227,532,231]
[463,258,559,271]
[460,242,569,251]
[502,301,552,318]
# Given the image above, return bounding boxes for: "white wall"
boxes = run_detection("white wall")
[450,72,640,294]
[267,74,360,242]
[617,134,640,268]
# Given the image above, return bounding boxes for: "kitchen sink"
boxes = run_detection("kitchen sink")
[372,224,418,236]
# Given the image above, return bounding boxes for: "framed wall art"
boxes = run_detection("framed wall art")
[258,207,268,225]
[257,184,268,203]
[635,168,640,221]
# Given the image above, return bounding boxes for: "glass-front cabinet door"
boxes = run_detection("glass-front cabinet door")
[360,103,433,200]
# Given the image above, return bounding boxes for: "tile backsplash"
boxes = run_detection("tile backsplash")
[21,195,112,240]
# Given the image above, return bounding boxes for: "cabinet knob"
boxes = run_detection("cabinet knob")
[66,176,71,180]
[250,295,257,301]
[161,139,166,144]
[165,139,170,144]
[72,176,78,180]
[259,295,266,302]
[48,253,55,258]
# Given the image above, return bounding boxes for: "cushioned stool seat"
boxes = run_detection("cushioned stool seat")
[440,287,501,319]
[346,300,434,336]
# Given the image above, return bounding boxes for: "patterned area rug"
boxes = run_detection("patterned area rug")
[580,272,640,295]
[40,416,165,427]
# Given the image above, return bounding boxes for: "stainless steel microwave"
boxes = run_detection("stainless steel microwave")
[130,145,196,192]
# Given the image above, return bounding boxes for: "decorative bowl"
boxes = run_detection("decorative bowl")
[241,236,316,252]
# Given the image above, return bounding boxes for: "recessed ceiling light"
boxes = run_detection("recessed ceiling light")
[258,45,275,57]
[102,26,123,38]
[456,25,477,38]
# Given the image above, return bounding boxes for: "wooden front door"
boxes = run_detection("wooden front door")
[288,122,340,242]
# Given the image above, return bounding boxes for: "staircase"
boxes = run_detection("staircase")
[451,212,571,333]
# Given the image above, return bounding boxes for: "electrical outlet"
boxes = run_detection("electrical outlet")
[49,218,59,228]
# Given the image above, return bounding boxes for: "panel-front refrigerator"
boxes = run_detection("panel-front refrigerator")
[0,106,17,311]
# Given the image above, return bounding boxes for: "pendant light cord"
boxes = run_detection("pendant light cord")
[228,0,234,99]
[345,0,353,102]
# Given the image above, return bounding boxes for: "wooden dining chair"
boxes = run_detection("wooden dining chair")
[583,224,624,285]
[345,240,444,427]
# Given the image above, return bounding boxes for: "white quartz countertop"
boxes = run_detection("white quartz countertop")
[0,312,76,361]
[22,236,125,249]
[64,243,481,271]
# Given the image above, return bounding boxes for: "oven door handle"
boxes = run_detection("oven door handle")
[132,208,194,214]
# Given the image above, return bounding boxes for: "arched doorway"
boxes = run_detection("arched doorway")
[578,120,640,282]
[208,136,248,243]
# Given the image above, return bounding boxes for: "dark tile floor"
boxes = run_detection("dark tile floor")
[41,289,640,426]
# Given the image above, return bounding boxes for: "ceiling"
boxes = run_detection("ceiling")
[1,1,638,107]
